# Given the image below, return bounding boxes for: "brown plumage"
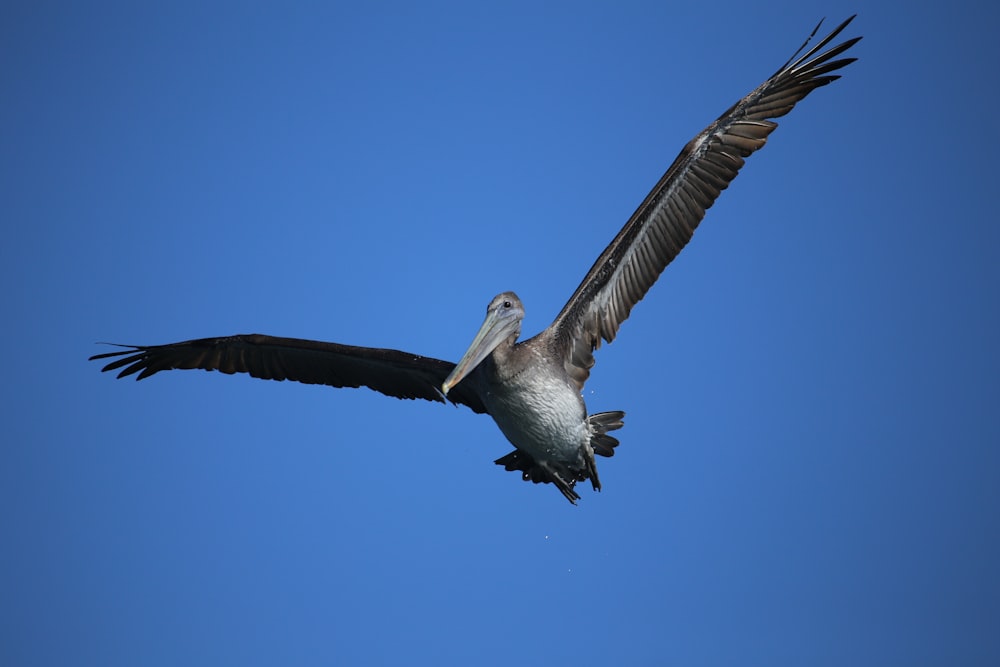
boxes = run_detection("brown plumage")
[92,17,861,503]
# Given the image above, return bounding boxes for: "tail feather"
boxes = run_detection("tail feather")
[588,410,625,458]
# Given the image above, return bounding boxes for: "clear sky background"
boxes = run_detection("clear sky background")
[3,2,998,665]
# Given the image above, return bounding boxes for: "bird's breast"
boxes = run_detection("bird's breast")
[479,358,589,463]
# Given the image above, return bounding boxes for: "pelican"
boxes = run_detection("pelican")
[91,17,861,503]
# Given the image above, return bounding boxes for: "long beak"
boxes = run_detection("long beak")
[442,308,519,396]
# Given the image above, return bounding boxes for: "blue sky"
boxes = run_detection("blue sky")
[3,2,999,665]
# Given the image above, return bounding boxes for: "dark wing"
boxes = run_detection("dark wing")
[90,334,487,414]
[548,16,861,389]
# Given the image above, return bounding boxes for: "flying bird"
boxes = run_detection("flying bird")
[92,17,861,503]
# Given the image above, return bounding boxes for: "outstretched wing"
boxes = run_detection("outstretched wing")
[90,334,487,413]
[549,16,861,389]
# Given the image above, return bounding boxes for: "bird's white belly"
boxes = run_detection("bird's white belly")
[482,370,589,463]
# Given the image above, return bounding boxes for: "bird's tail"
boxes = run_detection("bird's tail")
[588,411,624,458]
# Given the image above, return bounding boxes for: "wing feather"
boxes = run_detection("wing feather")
[548,16,861,388]
[90,334,487,413]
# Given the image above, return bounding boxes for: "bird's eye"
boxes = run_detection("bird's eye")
[503,301,512,308]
